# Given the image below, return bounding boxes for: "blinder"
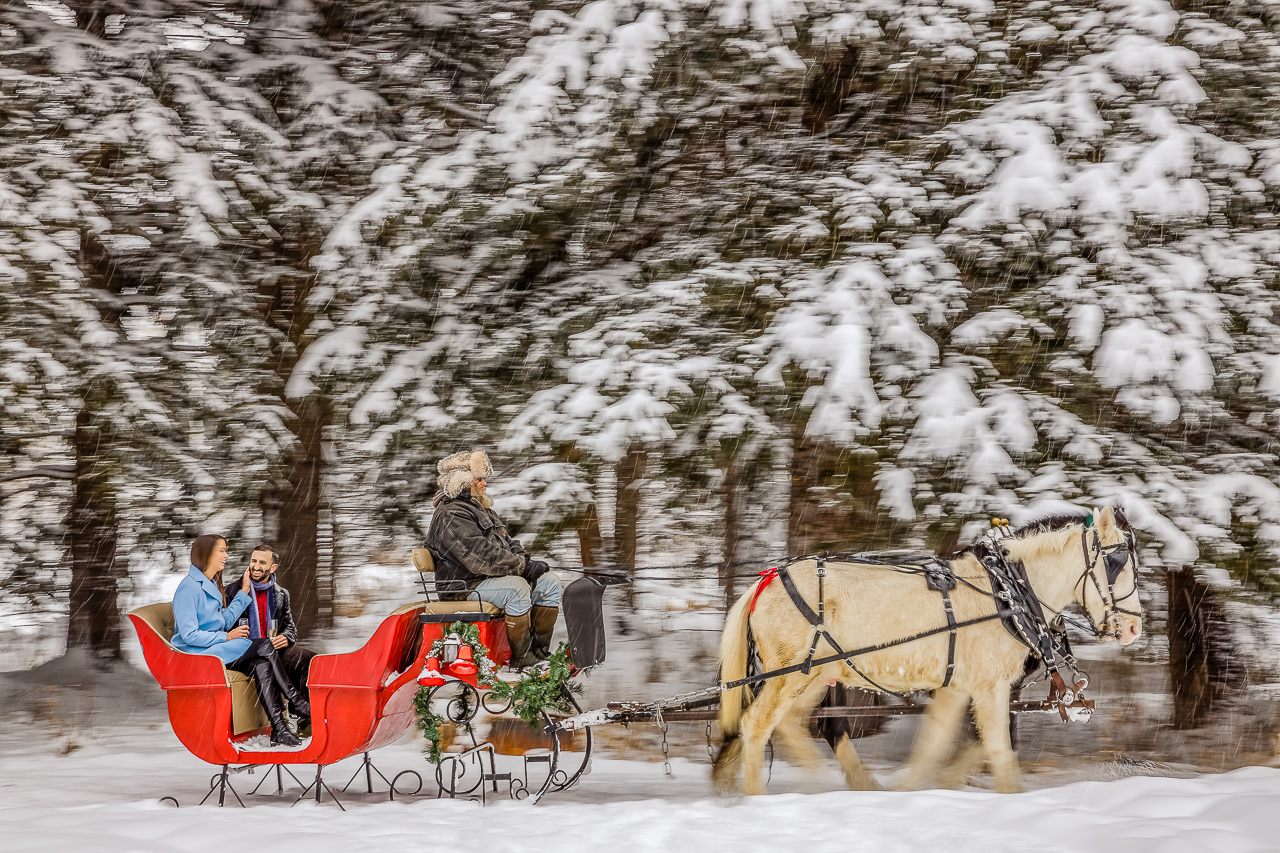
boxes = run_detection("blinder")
[1102,545,1129,585]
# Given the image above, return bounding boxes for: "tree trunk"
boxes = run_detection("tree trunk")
[1167,567,1240,729]
[787,432,841,555]
[65,409,121,661]
[67,1,111,37]
[787,429,895,556]
[576,505,605,567]
[259,225,329,635]
[614,446,646,569]
[722,452,741,607]
[274,399,331,636]
[615,446,646,614]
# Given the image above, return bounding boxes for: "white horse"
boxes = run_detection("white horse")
[714,507,1143,795]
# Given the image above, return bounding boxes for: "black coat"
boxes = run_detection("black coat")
[224,579,299,645]
[426,491,546,599]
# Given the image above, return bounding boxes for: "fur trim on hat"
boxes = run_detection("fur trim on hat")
[437,450,494,500]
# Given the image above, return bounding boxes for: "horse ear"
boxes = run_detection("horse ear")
[1096,506,1118,534]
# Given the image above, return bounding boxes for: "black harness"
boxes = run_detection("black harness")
[971,539,1080,690]
[721,519,1139,703]
[721,557,1007,693]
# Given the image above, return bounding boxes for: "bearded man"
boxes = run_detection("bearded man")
[426,450,561,668]
[224,543,317,727]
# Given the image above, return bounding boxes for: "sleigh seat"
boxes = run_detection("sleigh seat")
[410,548,511,666]
[128,602,271,736]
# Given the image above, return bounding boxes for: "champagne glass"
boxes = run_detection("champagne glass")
[269,618,278,638]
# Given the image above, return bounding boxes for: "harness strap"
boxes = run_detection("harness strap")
[721,611,1008,691]
[775,562,898,689]
[775,565,821,625]
[924,560,959,689]
[939,586,958,688]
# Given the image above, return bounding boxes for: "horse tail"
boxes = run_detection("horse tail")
[718,587,754,738]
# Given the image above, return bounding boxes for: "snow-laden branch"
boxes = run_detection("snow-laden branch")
[0,465,76,483]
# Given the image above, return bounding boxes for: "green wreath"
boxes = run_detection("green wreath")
[487,643,583,727]
[414,627,583,763]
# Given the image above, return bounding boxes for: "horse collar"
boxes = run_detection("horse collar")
[977,544,1077,681]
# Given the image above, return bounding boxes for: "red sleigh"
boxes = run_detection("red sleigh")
[129,551,617,807]
[128,601,432,806]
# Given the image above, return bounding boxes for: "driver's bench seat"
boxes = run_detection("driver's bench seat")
[410,548,511,665]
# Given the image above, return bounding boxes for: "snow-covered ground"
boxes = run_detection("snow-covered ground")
[3,562,1276,851]
[1,723,1278,853]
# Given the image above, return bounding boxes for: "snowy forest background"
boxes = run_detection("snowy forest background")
[4,0,1280,738]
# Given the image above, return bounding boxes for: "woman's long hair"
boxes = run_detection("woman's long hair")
[190,534,227,595]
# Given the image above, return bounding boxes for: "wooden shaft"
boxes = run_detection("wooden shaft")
[592,698,1093,724]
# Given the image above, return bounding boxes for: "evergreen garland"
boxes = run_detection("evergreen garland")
[414,621,498,763]
[413,687,446,765]
[487,643,583,726]
[427,621,499,687]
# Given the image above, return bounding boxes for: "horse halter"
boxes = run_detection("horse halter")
[1076,519,1141,641]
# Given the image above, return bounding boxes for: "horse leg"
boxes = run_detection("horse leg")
[769,676,832,771]
[739,674,814,796]
[971,682,1021,793]
[936,708,984,789]
[936,742,985,790]
[895,686,969,791]
[833,736,881,791]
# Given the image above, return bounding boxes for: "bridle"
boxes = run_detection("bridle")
[1074,515,1141,641]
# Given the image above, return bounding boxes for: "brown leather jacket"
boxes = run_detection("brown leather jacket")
[427,490,544,599]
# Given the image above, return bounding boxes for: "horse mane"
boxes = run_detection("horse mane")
[949,512,1089,561]
[788,508,1131,566]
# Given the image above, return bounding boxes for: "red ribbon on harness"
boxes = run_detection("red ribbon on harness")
[750,568,780,613]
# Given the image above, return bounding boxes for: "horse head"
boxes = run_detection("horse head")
[1078,506,1143,645]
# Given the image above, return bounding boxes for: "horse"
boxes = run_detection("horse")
[713,507,1144,795]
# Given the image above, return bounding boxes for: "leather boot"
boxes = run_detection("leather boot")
[530,605,559,660]
[505,612,539,668]
[266,647,311,726]
[251,657,302,747]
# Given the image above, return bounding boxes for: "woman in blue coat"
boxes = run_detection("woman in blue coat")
[172,534,311,746]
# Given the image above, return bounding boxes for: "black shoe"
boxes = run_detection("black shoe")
[270,725,302,747]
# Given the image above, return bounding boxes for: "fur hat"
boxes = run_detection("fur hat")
[437,449,493,500]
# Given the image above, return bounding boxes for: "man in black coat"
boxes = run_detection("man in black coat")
[225,543,317,727]
[426,450,561,667]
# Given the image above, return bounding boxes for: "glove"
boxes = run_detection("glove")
[522,557,550,584]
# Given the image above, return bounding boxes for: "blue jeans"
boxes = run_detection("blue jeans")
[474,574,562,617]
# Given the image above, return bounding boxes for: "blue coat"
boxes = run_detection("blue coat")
[171,565,252,664]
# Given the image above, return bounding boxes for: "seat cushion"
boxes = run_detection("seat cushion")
[412,548,435,573]
[131,602,177,642]
[227,670,271,735]
[396,599,502,616]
